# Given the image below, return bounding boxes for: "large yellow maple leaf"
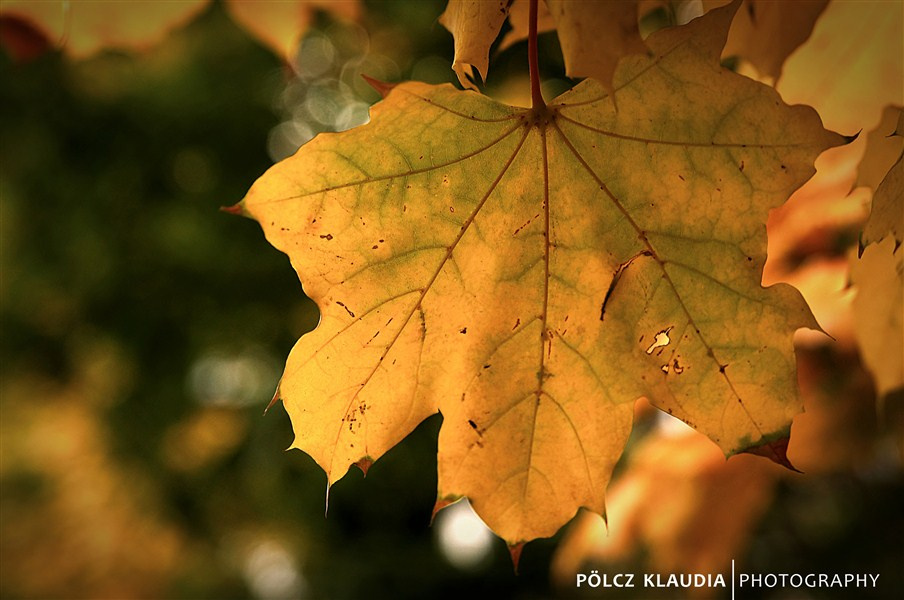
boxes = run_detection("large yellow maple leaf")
[238,4,843,545]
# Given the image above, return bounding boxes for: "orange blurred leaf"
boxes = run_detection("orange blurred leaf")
[0,0,207,58]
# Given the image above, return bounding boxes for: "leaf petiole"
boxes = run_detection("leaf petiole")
[528,0,545,111]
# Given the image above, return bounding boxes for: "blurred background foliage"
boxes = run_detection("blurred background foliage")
[0,1,901,599]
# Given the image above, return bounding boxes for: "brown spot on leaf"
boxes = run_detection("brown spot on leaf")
[320,233,333,240]
[513,213,540,236]
[335,301,355,318]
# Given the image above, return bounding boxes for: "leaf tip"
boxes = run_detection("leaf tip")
[263,382,281,415]
[361,73,397,99]
[354,456,374,477]
[508,542,525,575]
[742,435,802,473]
[430,496,457,525]
[220,202,249,217]
[842,130,862,145]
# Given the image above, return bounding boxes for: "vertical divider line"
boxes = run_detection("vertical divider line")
[732,558,736,600]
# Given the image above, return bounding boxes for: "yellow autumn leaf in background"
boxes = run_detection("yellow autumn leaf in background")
[551,423,782,586]
[851,239,904,401]
[861,107,904,249]
[498,0,556,53]
[226,0,361,62]
[545,0,647,95]
[851,106,904,401]
[0,0,359,61]
[856,105,904,194]
[0,0,207,58]
[442,0,830,95]
[239,3,843,545]
[441,0,647,94]
[776,0,903,136]
[706,0,829,81]
[439,0,511,91]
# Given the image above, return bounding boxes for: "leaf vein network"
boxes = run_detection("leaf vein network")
[254,121,524,206]
[318,128,533,460]
[550,119,768,436]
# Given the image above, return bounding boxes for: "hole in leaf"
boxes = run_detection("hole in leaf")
[645,326,673,355]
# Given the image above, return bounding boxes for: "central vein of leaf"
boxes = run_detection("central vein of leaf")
[536,122,551,398]
[521,120,552,513]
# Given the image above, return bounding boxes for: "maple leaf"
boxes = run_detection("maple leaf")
[0,0,359,61]
[225,0,360,62]
[441,0,647,94]
[855,105,904,195]
[498,0,556,53]
[439,0,510,91]
[851,106,904,400]
[0,0,207,58]
[775,0,903,135]
[239,3,843,544]
[545,0,648,95]
[851,239,904,400]
[704,0,829,81]
[860,107,904,249]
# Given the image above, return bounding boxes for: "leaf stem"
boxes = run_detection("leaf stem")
[528,0,545,110]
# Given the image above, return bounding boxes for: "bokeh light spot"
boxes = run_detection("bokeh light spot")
[434,499,495,570]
